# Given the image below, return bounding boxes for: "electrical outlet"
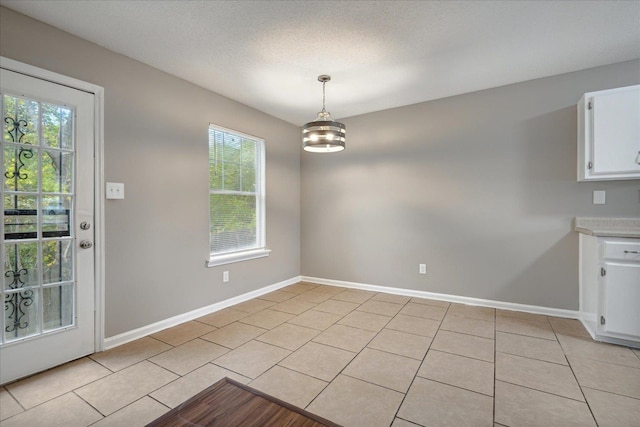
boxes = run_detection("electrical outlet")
[223,271,229,283]
[419,264,427,275]
[593,190,606,205]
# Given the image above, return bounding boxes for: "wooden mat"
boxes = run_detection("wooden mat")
[146,377,341,427]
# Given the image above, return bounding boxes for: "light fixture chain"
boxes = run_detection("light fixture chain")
[322,80,327,113]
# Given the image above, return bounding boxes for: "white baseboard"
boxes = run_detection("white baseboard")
[301,276,579,319]
[103,275,301,350]
[579,314,598,340]
[104,274,580,351]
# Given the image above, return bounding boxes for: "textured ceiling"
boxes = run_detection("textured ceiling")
[2,0,639,125]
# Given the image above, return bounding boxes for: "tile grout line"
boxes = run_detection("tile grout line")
[388,299,451,426]
[495,317,601,425]
[580,385,640,401]
[436,327,495,341]
[296,292,388,409]
[495,378,595,405]
[84,395,171,426]
[302,292,412,419]
[248,364,333,410]
[422,347,493,364]
[145,393,172,411]
[552,323,601,427]
[86,355,117,374]
[2,385,27,413]
[71,389,107,419]
[408,375,495,399]
[495,348,570,367]
[495,331,558,342]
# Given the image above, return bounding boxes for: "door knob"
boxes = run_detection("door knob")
[79,240,93,249]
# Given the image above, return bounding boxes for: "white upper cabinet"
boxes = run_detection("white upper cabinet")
[578,85,640,181]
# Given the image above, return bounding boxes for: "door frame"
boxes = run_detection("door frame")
[1,56,105,352]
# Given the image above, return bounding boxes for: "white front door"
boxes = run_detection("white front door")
[1,68,95,384]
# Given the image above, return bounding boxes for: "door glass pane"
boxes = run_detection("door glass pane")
[43,284,73,331]
[42,195,71,238]
[42,150,73,194]
[2,95,39,145]
[3,145,38,192]
[4,194,38,239]
[4,242,39,290]
[42,103,73,149]
[42,240,73,284]
[4,288,39,341]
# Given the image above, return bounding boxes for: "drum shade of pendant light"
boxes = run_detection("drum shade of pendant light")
[302,75,346,153]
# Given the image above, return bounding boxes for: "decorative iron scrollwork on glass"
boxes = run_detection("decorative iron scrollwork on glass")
[4,114,36,334]
[4,116,34,180]
[4,268,34,333]
[5,116,28,143]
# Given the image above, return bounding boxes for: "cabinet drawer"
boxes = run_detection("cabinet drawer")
[603,241,640,261]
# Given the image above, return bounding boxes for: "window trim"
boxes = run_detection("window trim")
[206,247,271,267]
[206,124,268,267]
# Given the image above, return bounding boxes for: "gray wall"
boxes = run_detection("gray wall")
[2,6,638,334]
[1,7,301,337]
[302,60,640,310]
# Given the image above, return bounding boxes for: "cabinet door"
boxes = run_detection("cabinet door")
[600,262,640,339]
[591,88,640,176]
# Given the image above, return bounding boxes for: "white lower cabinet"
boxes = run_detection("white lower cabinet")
[601,261,640,338]
[579,235,640,346]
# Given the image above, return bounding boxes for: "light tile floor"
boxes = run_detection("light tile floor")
[1,283,640,427]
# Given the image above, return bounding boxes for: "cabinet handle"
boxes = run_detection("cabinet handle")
[636,151,640,165]
[624,250,640,254]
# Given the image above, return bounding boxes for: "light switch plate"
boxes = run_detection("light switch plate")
[593,190,606,205]
[106,182,125,199]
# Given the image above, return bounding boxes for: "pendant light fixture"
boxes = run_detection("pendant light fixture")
[302,75,346,153]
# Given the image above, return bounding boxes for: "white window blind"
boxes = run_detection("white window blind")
[208,124,268,266]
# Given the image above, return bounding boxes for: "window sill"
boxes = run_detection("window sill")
[206,248,271,267]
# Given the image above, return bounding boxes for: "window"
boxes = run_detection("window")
[207,124,269,267]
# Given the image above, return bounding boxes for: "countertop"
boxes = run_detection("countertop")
[574,217,640,238]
